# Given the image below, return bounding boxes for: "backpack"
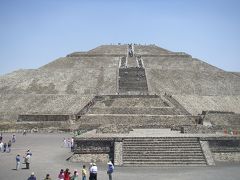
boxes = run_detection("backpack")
[108,165,114,173]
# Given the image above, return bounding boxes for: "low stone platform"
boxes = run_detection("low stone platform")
[73,128,240,166]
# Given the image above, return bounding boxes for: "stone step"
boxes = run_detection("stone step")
[118,86,147,89]
[123,152,204,156]
[123,141,199,144]
[118,87,148,90]
[123,143,201,147]
[123,154,205,158]
[119,80,147,83]
[123,148,202,151]
[88,107,183,115]
[119,69,145,73]
[118,82,147,86]
[211,147,240,152]
[123,137,198,141]
[123,162,207,166]
[123,145,201,149]
[123,150,203,154]
[123,156,205,162]
[118,77,147,81]
[124,158,206,164]
[122,137,206,166]
[123,142,199,145]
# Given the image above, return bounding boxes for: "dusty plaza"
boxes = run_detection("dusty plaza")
[0,44,240,180]
[0,133,240,180]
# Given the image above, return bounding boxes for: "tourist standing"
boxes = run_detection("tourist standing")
[24,153,31,169]
[58,169,64,180]
[44,174,52,180]
[12,134,16,143]
[71,170,79,180]
[63,138,67,148]
[23,130,27,136]
[0,141,3,152]
[3,142,7,152]
[26,149,33,156]
[81,165,87,180]
[64,168,71,180]
[71,137,74,152]
[16,154,21,170]
[0,132,3,141]
[67,138,71,148]
[7,140,12,152]
[107,161,114,180]
[27,172,36,180]
[89,163,97,180]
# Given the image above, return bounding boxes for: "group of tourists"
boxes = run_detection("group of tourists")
[26,161,114,180]
[16,149,33,170]
[1,133,115,180]
[27,172,52,180]
[0,133,15,153]
[63,137,74,151]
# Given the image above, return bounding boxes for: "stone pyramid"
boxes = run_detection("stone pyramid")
[0,44,240,130]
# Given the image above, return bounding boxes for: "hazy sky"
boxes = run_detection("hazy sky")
[1,0,240,75]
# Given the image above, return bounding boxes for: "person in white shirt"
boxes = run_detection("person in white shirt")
[0,142,3,152]
[89,163,97,180]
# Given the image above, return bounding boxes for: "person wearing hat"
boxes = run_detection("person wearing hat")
[107,161,114,180]
[89,162,97,180]
[27,172,36,180]
[24,153,31,169]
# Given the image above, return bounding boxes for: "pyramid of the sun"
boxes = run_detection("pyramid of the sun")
[0,44,240,124]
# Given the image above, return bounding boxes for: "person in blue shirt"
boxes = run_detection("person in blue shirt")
[16,154,21,170]
[27,172,36,180]
[107,161,114,180]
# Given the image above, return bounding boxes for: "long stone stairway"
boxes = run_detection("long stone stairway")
[118,67,148,94]
[122,137,207,166]
[118,45,148,95]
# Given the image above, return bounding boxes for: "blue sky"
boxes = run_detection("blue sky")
[0,0,240,75]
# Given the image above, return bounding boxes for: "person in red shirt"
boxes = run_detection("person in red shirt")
[64,168,71,180]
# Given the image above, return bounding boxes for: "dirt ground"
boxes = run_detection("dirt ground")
[0,133,240,180]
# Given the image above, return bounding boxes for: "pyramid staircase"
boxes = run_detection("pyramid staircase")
[118,45,148,95]
[122,137,207,166]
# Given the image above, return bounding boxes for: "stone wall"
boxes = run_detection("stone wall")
[79,115,197,131]
[201,137,240,162]
[182,125,215,134]
[114,141,123,166]
[70,154,109,163]
[18,115,70,122]
[213,152,240,162]
[74,138,115,162]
